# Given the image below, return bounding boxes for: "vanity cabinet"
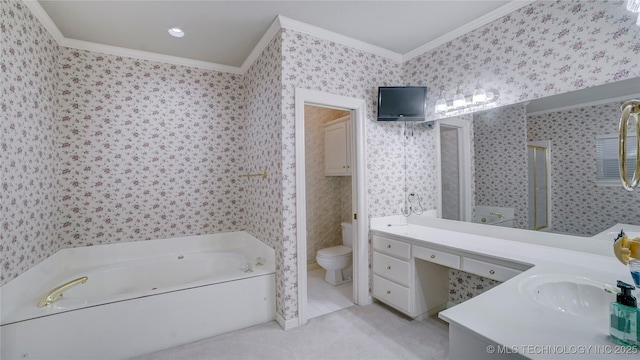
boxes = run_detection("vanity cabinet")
[372,235,449,318]
[372,236,412,313]
[371,232,530,320]
[413,244,460,269]
[462,256,523,282]
[324,116,351,176]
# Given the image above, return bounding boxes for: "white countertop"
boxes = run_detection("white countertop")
[370,215,639,359]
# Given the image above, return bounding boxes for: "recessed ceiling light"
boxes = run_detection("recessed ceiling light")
[168,27,185,38]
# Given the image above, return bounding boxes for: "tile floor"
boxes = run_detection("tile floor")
[307,268,354,319]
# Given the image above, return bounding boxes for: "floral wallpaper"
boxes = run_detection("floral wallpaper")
[3,0,640,321]
[304,105,351,267]
[405,0,638,304]
[55,48,247,247]
[527,100,640,235]
[448,269,501,305]
[1,0,60,286]
[473,104,528,229]
[405,0,640,122]
[242,31,286,317]
[280,28,406,319]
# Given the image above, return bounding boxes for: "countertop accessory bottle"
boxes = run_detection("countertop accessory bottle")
[610,280,640,347]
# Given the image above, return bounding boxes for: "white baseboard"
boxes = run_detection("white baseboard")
[359,295,373,306]
[276,312,300,330]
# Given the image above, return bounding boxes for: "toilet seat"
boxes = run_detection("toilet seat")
[316,245,351,257]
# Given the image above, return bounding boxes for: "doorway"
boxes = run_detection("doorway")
[303,105,353,319]
[294,89,370,328]
[437,118,472,222]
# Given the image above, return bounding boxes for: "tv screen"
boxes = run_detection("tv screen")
[377,86,427,121]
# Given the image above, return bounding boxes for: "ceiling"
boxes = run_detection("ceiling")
[35,0,526,72]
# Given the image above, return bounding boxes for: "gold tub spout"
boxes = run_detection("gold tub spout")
[37,276,88,308]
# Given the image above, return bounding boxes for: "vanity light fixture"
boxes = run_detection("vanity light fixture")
[472,83,488,104]
[434,91,448,114]
[434,86,499,114]
[452,87,466,108]
[626,0,640,27]
[168,27,185,38]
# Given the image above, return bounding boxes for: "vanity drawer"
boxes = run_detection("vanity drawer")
[373,251,411,286]
[372,235,410,260]
[413,245,460,269]
[373,275,410,313]
[462,257,522,282]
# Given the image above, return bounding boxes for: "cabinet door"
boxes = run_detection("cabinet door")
[324,118,351,176]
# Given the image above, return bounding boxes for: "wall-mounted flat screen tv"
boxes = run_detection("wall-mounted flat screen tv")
[377,86,427,121]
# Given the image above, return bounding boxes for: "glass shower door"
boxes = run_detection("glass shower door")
[528,142,550,230]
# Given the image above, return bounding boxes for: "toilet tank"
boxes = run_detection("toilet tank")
[341,222,353,247]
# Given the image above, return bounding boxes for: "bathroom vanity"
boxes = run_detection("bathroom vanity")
[370,215,639,359]
[372,233,528,318]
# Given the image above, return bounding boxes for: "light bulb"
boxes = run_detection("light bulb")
[627,0,640,12]
[435,94,448,113]
[472,86,487,104]
[452,89,466,108]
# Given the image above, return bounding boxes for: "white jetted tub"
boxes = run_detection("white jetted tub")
[0,232,276,359]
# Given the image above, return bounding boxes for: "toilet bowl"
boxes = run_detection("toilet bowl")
[316,222,352,286]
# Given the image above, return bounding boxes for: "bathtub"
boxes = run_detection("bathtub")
[473,206,515,227]
[0,231,276,359]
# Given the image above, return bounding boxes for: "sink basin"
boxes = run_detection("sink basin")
[519,274,616,322]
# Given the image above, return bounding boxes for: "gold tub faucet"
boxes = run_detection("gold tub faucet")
[38,276,88,307]
[489,212,504,220]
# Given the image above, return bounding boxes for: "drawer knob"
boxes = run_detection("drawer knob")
[489,270,495,275]
[386,290,391,294]
[430,254,436,259]
[387,244,391,249]
[387,266,391,270]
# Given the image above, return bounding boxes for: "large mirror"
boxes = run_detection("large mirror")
[438,77,640,238]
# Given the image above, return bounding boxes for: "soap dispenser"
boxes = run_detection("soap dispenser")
[610,280,640,347]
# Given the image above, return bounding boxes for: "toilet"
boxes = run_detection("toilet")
[316,222,353,285]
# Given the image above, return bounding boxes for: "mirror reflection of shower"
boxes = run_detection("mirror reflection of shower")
[527,141,551,231]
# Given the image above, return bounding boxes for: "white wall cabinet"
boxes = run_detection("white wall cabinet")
[324,116,351,176]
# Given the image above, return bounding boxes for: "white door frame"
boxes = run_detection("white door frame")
[436,118,472,222]
[294,88,371,328]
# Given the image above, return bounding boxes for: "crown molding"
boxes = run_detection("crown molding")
[60,37,242,74]
[526,93,640,116]
[403,0,536,62]
[277,15,403,63]
[22,0,64,43]
[22,0,243,74]
[23,0,530,74]
[239,16,284,73]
